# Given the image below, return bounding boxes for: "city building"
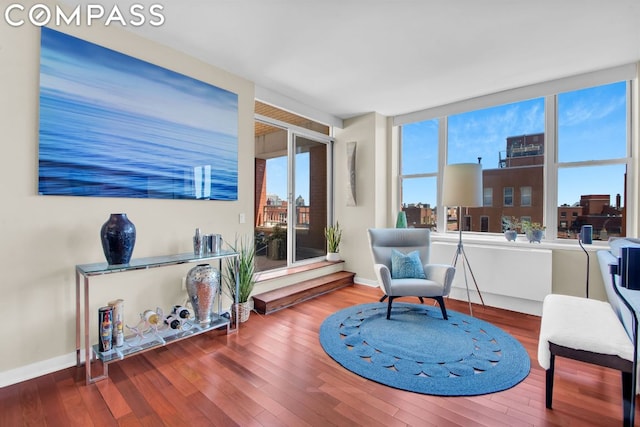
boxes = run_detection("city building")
[448,133,623,240]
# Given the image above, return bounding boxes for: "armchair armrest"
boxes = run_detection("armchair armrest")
[424,263,456,295]
[373,263,392,295]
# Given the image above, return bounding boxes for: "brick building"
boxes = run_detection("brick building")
[403,203,436,228]
[450,132,623,239]
[466,133,545,233]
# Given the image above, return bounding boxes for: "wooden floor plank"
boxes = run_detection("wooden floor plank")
[34,374,70,426]
[1,284,639,426]
[19,380,45,426]
[0,383,23,426]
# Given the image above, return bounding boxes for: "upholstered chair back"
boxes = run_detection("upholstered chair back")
[368,228,431,271]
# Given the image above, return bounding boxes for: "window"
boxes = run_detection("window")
[401,178,437,228]
[480,216,489,232]
[521,186,532,206]
[447,97,544,232]
[504,187,514,207]
[398,69,633,240]
[557,81,628,240]
[483,188,493,206]
[400,119,438,229]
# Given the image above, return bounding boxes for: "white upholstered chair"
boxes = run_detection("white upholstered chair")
[367,228,456,320]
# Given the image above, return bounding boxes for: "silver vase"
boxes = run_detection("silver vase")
[185,264,219,326]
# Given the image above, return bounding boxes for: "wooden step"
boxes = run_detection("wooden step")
[252,271,355,315]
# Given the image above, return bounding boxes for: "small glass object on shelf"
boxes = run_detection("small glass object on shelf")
[396,211,408,228]
[193,228,204,256]
[108,299,124,348]
[125,307,168,346]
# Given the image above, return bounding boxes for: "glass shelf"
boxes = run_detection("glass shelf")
[93,314,230,363]
[77,250,238,276]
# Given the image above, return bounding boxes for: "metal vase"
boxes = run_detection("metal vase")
[185,264,219,326]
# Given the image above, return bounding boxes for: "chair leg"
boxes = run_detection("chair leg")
[433,296,448,320]
[622,371,634,427]
[386,297,395,319]
[379,295,387,302]
[546,353,555,409]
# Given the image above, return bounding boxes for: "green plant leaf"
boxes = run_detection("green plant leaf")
[223,234,256,303]
[324,222,342,253]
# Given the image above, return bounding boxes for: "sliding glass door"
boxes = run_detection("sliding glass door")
[292,134,328,263]
[254,113,332,272]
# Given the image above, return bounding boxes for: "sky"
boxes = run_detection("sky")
[401,81,628,208]
[266,153,310,203]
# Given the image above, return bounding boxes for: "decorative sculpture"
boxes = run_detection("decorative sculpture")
[346,141,357,206]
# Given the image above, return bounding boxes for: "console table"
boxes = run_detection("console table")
[75,250,239,384]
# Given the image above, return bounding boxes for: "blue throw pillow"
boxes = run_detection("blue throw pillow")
[391,249,426,279]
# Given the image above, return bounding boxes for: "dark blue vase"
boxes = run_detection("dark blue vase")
[100,213,136,265]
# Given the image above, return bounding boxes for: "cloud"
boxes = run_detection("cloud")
[448,99,544,166]
[560,95,625,126]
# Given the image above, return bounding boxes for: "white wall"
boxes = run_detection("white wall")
[334,113,389,285]
[0,19,254,386]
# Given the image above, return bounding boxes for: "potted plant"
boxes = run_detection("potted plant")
[502,216,521,241]
[266,224,286,260]
[224,235,256,323]
[522,220,546,243]
[324,222,342,261]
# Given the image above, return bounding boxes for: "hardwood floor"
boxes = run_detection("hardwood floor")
[1,284,637,426]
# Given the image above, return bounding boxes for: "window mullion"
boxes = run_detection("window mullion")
[628,79,638,236]
[544,95,558,240]
[437,116,448,232]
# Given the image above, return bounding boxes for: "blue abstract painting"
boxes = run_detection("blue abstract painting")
[38,27,238,200]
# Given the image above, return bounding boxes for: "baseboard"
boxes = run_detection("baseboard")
[354,276,378,287]
[0,352,77,388]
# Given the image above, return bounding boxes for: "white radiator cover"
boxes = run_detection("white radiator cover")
[431,241,552,316]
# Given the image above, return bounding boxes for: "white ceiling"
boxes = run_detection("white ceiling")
[82,1,640,121]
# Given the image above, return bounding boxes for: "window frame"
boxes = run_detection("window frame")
[483,187,493,207]
[520,186,532,207]
[396,64,636,240]
[503,187,514,207]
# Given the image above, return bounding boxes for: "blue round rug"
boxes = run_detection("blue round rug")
[319,302,530,396]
